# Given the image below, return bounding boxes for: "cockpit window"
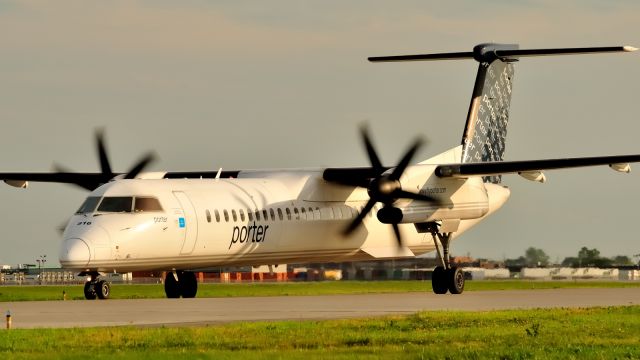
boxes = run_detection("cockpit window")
[76,196,101,214]
[134,197,163,212]
[76,195,163,214]
[98,197,133,213]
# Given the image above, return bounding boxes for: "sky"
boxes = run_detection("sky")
[0,1,639,266]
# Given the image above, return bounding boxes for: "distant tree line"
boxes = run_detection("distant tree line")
[505,247,635,268]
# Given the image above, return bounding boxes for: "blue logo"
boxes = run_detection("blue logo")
[179,217,186,228]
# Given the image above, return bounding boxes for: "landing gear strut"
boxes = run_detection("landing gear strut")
[431,230,465,295]
[83,272,111,300]
[164,271,198,298]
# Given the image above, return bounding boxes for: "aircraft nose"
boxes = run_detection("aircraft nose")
[59,238,91,268]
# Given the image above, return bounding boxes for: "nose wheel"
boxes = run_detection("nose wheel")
[82,272,111,300]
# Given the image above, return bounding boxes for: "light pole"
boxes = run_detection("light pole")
[36,255,46,285]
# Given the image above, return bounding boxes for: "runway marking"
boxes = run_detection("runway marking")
[2,288,640,329]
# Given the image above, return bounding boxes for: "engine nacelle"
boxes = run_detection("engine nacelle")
[394,176,490,224]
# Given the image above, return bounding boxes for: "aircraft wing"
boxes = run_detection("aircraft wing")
[0,170,242,191]
[4,154,639,191]
[0,172,107,191]
[435,154,640,179]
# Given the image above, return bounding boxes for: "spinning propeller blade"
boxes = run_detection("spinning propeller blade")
[124,153,156,179]
[96,130,113,178]
[55,130,156,190]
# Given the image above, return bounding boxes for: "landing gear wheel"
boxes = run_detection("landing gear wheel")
[83,281,97,300]
[431,266,448,294]
[164,272,181,298]
[178,271,198,298]
[81,272,113,300]
[96,280,111,299]
[447,267,465,295]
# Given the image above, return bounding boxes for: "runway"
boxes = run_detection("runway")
[2,287,640,329]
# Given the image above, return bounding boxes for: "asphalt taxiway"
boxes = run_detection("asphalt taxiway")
[2,287,640,329]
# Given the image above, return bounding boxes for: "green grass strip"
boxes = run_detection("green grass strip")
[1,306,639,359]
[1,280,640,302]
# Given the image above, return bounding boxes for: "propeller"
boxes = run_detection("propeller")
[97,130,156,180]
[56,130,156,191]
[327,126,438,246]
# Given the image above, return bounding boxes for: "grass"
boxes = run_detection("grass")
[1,306,639,359]
[1,280,640,302]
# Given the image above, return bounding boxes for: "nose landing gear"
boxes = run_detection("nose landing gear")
[82,272,111,300]
[164,271,198,298]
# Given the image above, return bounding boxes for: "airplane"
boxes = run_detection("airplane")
[1,43,638,300]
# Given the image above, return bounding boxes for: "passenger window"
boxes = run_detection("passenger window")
[285,208,291,220]
[239,209,245,222]
[215,210,221,222]
[98,197,132,213]
[269,209,275,221]
[300,207,306,220]
[263,210,269,220]
[314,207,321,220]
[277,208,284,221]
[232,210,238,222]
[206,209,212,223]
[255,210,261,221]
[247,210,253,222]
[223,210,230,222]
[134,197,163,212]
[76,196,101,214]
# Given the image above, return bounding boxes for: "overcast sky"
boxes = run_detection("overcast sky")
[1,1,639,266]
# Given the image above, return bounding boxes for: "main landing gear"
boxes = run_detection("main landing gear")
[430,231,465,295]
[164,270,198,298]
[83,272,111,300]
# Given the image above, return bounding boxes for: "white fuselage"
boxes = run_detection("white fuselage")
[60,147,510,272]
[59,149,511,273]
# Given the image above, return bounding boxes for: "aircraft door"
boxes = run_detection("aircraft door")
[173,191,199,255]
